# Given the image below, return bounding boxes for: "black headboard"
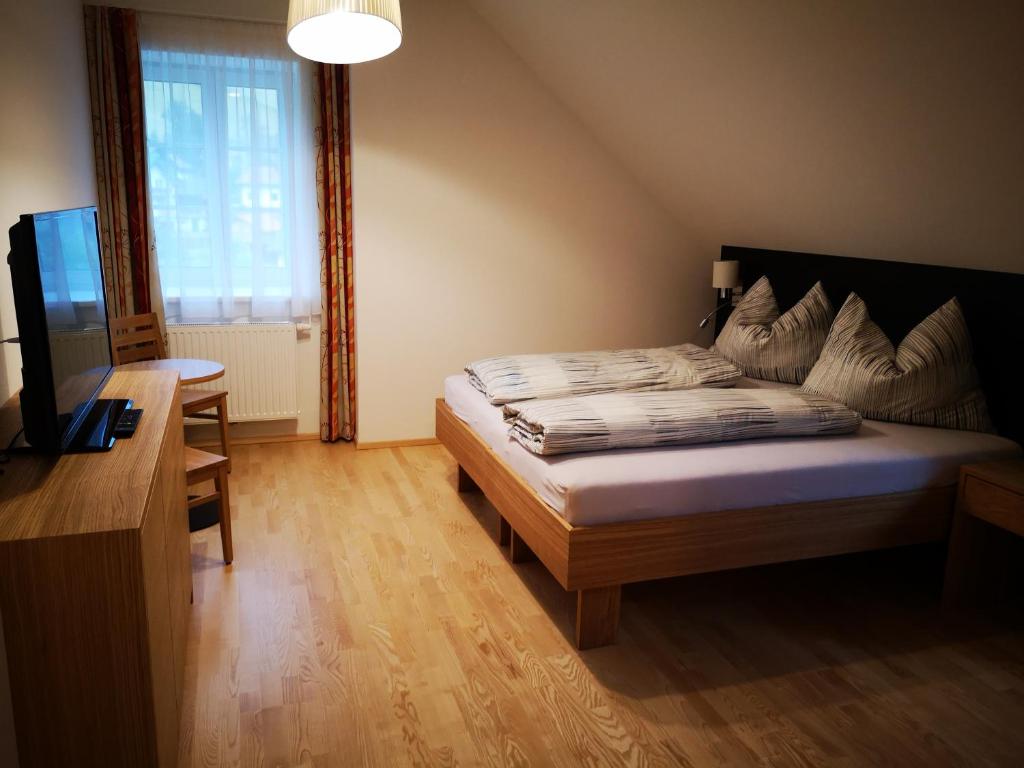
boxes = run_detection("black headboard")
[716,245,1024,446]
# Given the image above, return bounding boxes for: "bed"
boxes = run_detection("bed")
[436,246,1024,649]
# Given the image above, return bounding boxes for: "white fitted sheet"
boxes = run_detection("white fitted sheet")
[443,374,1022,526]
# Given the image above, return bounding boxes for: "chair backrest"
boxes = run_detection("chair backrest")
[109,312,167,365]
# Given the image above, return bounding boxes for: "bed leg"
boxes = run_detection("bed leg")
[457,464,479,493]
[509,529,537,563]
[575,586,621,650]
[498,516,512,547]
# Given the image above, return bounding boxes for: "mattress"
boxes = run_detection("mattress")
[443,373,1022,526]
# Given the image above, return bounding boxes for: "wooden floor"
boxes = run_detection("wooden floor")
[180,441,1024,767]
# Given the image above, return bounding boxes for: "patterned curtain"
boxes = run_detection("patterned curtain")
[314,64,357,442]
[84,5,161,321]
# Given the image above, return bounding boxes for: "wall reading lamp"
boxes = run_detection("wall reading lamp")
[699,260,741,329]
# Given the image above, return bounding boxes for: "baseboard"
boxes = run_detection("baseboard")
[355,437,441,451]
[188,432,321,449]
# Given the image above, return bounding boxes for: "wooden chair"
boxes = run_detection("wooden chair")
[110,313,230,468]
[185,447,233,564]
[108,312,167,363]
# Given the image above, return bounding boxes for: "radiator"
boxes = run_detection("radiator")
[166,323,299,422]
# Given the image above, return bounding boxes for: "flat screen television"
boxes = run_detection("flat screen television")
[7,206,126,452]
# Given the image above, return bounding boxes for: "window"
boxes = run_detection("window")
[140,15,317,323]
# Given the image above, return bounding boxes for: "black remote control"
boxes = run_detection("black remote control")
[114,408,144,438]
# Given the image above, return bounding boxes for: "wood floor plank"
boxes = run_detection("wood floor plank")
[180,443,1024,767]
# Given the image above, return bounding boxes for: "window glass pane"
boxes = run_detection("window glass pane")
[140,42,313,321]
[144,73,214,302]
[226,86,250,145]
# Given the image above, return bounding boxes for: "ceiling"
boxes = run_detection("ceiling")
[468,0,1024,271]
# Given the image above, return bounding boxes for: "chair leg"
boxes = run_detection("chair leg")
[216,395,231,472]
[216,466,234,564]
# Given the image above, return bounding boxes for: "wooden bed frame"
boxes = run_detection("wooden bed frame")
[437,398,954,648]
[435,246,1024,649]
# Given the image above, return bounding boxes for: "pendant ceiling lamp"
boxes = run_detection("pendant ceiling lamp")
[287,0,403,64]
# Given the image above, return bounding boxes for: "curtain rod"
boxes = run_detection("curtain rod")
[136,7,287,28]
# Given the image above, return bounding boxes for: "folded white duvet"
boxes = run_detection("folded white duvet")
[466,343,742,405]
[502,388,862,455]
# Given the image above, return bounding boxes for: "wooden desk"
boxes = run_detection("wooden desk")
[0,371,190,767]
[943,461,1024,609]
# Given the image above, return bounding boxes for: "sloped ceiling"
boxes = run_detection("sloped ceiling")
[468,0,1024,271]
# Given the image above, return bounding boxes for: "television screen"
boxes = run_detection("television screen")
[32,209,113,437]
[8,206,114,451]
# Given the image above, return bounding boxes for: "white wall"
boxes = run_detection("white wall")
[132,0,1024,444]
[0,2,101,765]
[0,0,99,403]
[352,0,701,443]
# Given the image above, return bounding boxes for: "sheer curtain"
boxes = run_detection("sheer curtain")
[138,13,318,323]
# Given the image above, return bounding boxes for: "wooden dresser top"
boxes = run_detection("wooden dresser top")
[0,370,178,542]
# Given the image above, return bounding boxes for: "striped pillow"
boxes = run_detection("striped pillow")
[712,276,834,384]
[801,294,993,432]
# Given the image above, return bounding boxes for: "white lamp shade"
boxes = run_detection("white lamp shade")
[712,260,741,289]
[287,0,403,64]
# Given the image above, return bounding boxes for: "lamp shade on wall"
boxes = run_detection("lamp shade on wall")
[712,260,741,289]
[287,0,403,64]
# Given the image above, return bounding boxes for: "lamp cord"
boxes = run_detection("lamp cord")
[0,427,26,474]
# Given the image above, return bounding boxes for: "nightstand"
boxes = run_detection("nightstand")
[943,460,1024,609]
